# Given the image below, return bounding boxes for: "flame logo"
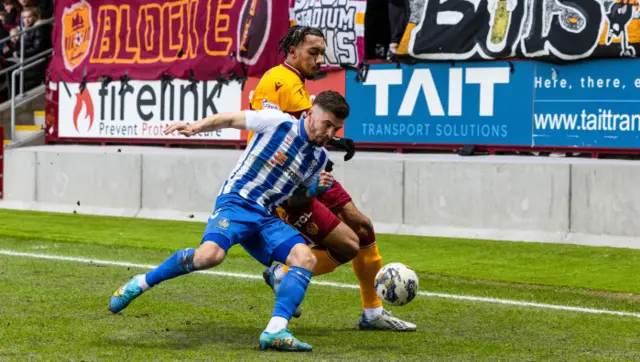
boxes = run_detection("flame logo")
[72,88,94,133]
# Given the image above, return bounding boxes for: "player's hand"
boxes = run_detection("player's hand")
[317,171,334,190]
[307,171,334,198]
[328,137,356,161]
[164,122,199,137]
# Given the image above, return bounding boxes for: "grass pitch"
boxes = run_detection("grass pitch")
[2,209,640,361]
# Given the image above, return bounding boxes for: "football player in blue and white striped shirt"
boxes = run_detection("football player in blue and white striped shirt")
[108,90,349,352]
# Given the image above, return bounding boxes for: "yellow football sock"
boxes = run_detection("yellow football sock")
[283,248,339,276]
[352,244,383,309]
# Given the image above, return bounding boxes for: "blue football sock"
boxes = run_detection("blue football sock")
[272,266,312,320]
[145,248,196,287]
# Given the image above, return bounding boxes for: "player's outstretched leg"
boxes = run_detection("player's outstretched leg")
[339,202,416,331]
[109,241,227,313]
[260,242,315,352]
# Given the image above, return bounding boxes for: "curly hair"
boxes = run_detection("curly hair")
[277,25,325,56]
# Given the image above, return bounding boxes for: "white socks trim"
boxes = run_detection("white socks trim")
[265,316,288,333]
[363,306,383,320]
[274,265,286,281]
[138,275,150,291]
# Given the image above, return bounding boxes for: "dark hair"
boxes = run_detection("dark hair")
[277,25,324,56]
[313,90,350,120]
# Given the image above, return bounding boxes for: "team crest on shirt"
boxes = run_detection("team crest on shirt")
[217,218,230,229]
[305,222,319,235]
[262,99,280,110]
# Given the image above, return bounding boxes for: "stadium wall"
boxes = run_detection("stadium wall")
[3,145,640,249]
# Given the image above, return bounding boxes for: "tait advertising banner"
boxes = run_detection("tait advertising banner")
[397,0,640,63]
[346,59,640,149]
[346,62,535,146]
[57,79,242,140]
[533,60,640,148]
[289,0,366,71]
[50,0,290,83]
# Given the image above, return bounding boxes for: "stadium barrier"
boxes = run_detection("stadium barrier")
[3,145,640,249]
[0,126,3,200]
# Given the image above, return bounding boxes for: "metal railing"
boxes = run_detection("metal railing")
[10,57,48,140]
[0,48,52,78]
[0,18,54,96]
[2,18,54,142]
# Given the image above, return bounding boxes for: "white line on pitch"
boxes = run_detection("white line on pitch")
[3,249,640,319]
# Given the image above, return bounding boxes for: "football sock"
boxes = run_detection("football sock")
[363,306,384,319]
[352,243,384,309]
[271,266,312,321]
[137,275,150,291]
[265,316,288,333]
[282,248,340,276]
[145,248,196,287]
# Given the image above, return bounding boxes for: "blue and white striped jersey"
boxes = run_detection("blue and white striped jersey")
[218,109,329,213]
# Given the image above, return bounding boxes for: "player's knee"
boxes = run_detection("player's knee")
[193,241,227,270]
[286,244,316,270]
[343,208,375,241]
[353,216,375,248]
[355,216,374,238]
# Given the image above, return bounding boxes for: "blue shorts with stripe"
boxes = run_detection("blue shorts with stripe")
[201,193,303,267]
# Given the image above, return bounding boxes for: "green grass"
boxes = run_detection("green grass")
[3,209,640,360]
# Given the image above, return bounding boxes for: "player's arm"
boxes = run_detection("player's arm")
[287,170,334,207]
[288,150,333,207]
[164,111,247,136]
[164,109,288,137]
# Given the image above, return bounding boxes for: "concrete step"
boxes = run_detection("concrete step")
[4,109,45,147]
[0,84,46,140]
[15,125,42,141]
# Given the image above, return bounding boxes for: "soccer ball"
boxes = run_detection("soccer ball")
[374,263,419,306]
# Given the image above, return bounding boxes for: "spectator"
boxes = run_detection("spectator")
[0,12,9,48]
[14,6,48,90]
[17,0,51,26]
[3,0,21,27]
[3,27,18,57]
[387,0,410,61]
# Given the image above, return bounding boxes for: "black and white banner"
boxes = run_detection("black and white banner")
[397,0,640,62]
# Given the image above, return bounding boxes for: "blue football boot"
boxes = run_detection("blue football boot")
[109,274,145,313]
[259,328,312,352]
